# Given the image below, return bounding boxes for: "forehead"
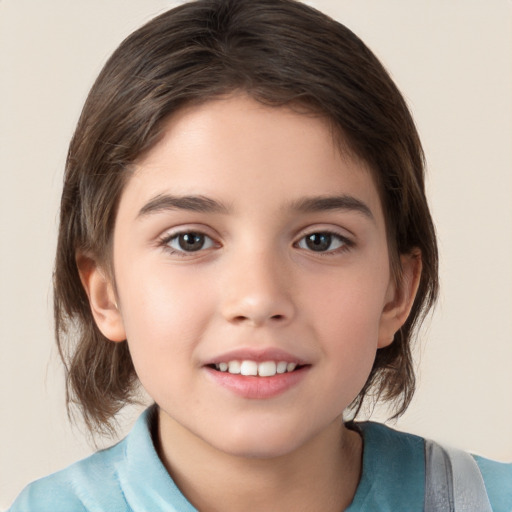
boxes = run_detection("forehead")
[120,94,384,224]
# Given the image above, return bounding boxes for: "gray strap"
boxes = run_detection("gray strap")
[445,445,493,512]
[425,440,455,511]
[424,439,492,512]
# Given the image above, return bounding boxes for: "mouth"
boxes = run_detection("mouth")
[207,360,308,377]
[205,359,310,399]
[203,348,311,398]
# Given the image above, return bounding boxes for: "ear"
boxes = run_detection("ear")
[378,249,422,348]
[76,253,126,342]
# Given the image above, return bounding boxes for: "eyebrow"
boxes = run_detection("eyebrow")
[137,193,374,220]
[290,195,374,220]
[137,194,230,218]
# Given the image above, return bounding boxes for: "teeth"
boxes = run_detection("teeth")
[215,360,300,377]
[287,362,297,372]
[240,360,258,376]
[276,361,288,374]
[228,361,241,374]
[258,361,277,377]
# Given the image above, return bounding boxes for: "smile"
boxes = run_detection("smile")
[205,363,309,399]
[212,360,299,377]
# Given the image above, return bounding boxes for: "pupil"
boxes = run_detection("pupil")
[179,233,204,251]
[306,233,331,252]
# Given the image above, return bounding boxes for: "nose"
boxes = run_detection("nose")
[220,250,295,327]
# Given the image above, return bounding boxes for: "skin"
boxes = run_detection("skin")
[80,94,421,511]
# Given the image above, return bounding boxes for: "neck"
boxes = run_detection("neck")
[155,410,362,512]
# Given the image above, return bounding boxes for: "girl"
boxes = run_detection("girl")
[8,0,511,510]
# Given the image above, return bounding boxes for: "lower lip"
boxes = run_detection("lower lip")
[204,366,310,399]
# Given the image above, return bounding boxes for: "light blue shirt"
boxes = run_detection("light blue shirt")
[8,406,512,511]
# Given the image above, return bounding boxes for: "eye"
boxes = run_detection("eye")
[165,231,216,253]
[296,232,350,253]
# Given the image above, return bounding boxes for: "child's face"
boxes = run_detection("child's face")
[90,94,411,458]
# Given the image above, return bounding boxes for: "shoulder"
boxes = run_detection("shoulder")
[357,420,426,472]
[474,454,512,511]
[8,440,129,512]
[347,421,426,510]
[349,422,512,511]
[7,406,194,512]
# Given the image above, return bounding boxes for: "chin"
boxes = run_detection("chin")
[217,438,300,460]
[203,420,313,460]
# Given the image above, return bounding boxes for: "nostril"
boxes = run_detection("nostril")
[230,313,286,324]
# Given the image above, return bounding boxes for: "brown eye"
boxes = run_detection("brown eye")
[297,232,347,252]
[167,232,215,252]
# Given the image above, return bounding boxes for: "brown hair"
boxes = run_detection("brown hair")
[55,0,438,434]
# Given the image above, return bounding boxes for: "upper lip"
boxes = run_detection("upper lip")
[203,347,309,366]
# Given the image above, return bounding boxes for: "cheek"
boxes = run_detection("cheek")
[307,265,390,331]
[115,262,215,376]
[305,263,390,373]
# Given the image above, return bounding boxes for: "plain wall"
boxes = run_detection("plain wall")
[1,0,511,508]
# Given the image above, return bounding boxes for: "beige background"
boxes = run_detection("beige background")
[1,0,511,508]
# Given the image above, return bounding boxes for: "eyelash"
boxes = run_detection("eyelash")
[157,229,354,256]
[158,231,218,257]
[294,230,354,255]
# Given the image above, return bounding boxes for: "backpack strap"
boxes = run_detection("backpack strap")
[424,439,492,512]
